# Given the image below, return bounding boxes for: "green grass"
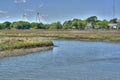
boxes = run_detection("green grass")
[59,35,120,41]
[0,40,53,51]
[1,30,120,43]
[1,33,120,42]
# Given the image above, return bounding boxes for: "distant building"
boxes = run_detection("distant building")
[85,23,93,29]
[108,23,120,29]
[72,26,76,29]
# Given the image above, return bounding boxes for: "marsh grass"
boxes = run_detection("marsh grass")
[1,30,120,58]
[3,34,120,42]
[1,30,120,42]
[0,38,53,51]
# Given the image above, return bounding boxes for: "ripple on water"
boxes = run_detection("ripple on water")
[0,40,120,80]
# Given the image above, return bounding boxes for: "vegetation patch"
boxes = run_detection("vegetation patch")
[0,39,53,51]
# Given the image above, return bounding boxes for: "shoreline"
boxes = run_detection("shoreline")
[57,38,120,43]
[0,46,53,58]
[1,30,120,58]
[0,38,117,59]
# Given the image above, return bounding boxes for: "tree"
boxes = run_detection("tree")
[95,20,109,29]
[0,23,4,29]
[118,20,120,25]
[63,20,72,29]
[30,22,37,29]
[71,19,79,29]
[110,18,118,23]
[77,20,86,30]
[56,22,62,29]
[0,16,119,30]
[10,21,31,29]
[86,16,97,29]
[49,22,62,30]
[31,22,44,29]
[2,21,11,29]
[86,16,97,22]
[44,24,50,29]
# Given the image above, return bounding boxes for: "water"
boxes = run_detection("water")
[0,40,120,80]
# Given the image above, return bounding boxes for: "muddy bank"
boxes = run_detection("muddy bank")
[0,46,53,58]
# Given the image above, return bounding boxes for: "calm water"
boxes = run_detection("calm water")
[0,40,120,80]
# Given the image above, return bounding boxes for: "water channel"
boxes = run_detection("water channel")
[0,40,120,80]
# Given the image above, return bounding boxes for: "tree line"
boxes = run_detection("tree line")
[0,16,120,30]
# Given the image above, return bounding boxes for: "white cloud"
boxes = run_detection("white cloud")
[0,10,7,14]
[14,0,27,3]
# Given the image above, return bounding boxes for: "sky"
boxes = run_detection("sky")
[0,0,120,23]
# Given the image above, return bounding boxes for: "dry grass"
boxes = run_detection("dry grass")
[0,34,54,58]
[1,30,120,41]
[0,30,120,36]
[0,38,53,51]
[0,30,120,58]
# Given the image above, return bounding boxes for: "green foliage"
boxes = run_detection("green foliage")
[49,22,62,30]
[86,16,97,22]
[63,19,86,30]
[86,16,98,29]
[63,20,72,29]
[109,18,118,23]
[0,40,53,51]
[0,23,4,29]
[3,21,11,29]
[71,19,79,29]
[95,20,109,29]
[44,24,50,29]
[0,16,120,30]
[10,21,31,29]
[31,22,44,29]
[118,20,120,25]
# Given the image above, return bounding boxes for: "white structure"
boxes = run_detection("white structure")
[85,23,93,29]
[22,13,28,21]
[36,12,41,23]
[108,23,119,29]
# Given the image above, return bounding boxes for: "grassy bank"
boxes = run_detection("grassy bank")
[0,38,53,51]
[1,30,120,42]
[56,34,120,42]
[0,47,53,58]
[0,37,53,58]
[1,30,120,58]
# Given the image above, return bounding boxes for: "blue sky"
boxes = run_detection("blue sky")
[0,0,120,23]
